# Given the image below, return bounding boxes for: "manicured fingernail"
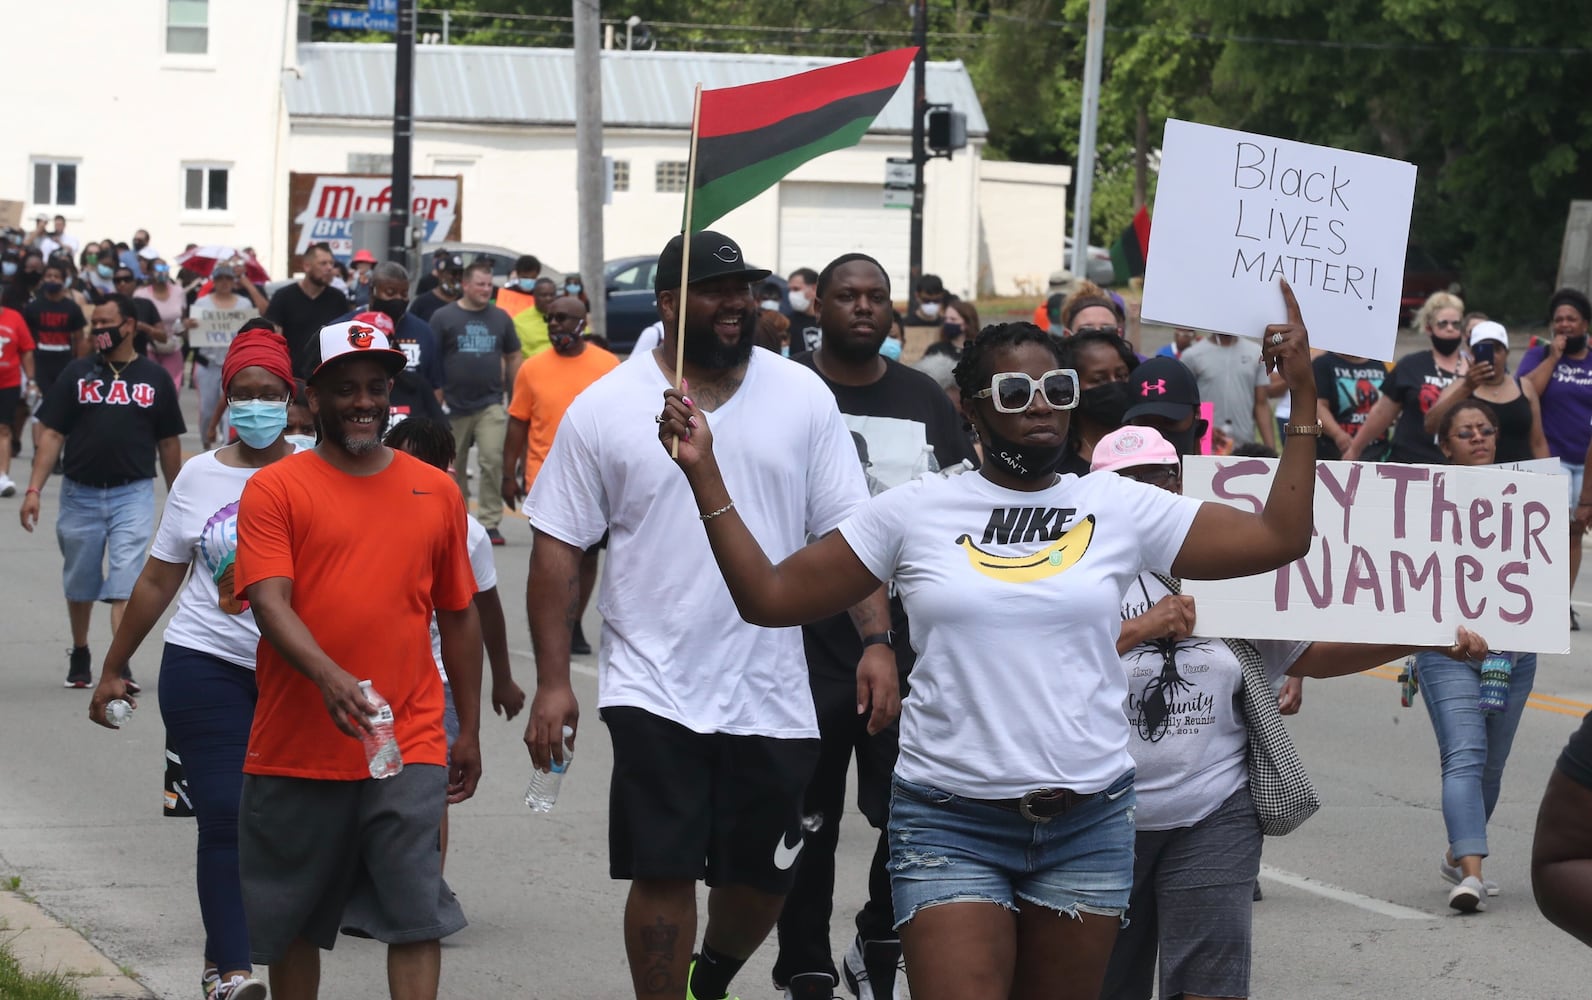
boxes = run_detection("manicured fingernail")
[688,416,698,428]
[683,396,694,408]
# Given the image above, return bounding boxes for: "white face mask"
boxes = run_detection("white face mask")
[284,433,317,451]
[788,290,810,312]
[760,299,781,311]
[920,301,942,319]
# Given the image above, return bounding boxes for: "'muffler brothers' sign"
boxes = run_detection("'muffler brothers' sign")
[1142,119,1417,362]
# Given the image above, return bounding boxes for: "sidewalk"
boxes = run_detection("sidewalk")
[0,889,154,999]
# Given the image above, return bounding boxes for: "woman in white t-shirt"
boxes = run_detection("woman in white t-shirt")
[86,328,299,1000]
[1091,425,1488,1000]
[657,280,1323,1000]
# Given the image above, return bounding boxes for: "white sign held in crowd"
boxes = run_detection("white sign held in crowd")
[1182,456,1569,653]
[190,307,258,348]
[1141,119,1417,362]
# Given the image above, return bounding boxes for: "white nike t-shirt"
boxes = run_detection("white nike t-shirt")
[527,348,868,738]
[430,514,495,682]
[839,470,1202,798]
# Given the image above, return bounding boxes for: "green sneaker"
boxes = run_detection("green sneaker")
[685,956,741,1000]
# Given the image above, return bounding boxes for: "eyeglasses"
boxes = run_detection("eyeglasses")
[1452,425,1497,440]
[1075,325,1121,338]
[1433,319,1463,330]
[546,312,581,324]
[227,393,290,405]
[974,368,1080,413]
[1123,466,1180,487]
[113,275,136,283]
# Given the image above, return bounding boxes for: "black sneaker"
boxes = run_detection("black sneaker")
[486,527,506,546]
[571,623,592,656]
[842,936,903,1000]
[120,663,141,696]
[64,646,92,689]
[784,972,839,1000]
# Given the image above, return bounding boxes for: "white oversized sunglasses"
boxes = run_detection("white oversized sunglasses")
[974,368,1080,413]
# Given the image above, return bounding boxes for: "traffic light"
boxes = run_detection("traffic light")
[926,106,966,157]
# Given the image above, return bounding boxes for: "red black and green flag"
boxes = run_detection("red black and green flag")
[686,47,919,233]
[1110,205,1152,283]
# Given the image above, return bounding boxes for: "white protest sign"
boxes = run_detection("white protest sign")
[1488,457,1565,477]
[1182,456,1568,653]
[1142,119,1416,362]
[191,307,258,348]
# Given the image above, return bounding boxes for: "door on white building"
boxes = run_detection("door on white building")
[777,182,910,296]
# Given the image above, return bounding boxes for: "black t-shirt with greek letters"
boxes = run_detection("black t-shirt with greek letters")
[38,355,186,486]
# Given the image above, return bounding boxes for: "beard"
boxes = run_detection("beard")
[681,308,756,370]
[319,406,390,456]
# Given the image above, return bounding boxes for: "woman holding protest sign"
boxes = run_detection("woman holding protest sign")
[1406,398,1540,914]
[1422,320,1548,465]
[1091,423,1491,999]
[657,280,1322,1000]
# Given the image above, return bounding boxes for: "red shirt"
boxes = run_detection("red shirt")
[0,308,37,390]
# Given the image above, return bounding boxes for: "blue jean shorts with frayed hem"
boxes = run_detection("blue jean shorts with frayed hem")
[887,770,1136,928]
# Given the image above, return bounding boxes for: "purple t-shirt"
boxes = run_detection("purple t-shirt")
[1518,345,1592,461]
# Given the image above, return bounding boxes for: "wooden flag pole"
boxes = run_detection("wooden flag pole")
[671,83,704,459]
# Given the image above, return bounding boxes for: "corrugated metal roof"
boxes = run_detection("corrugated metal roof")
[285,42,988,136]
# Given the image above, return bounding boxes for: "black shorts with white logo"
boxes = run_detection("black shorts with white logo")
[602,705,820,895]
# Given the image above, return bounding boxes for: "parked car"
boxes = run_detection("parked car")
[604,254,663,354]
[1401,245,1463,325]
[1064,236,1117,288]
[417,241,562,292]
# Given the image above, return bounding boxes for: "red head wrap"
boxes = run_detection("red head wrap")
[222,328,295,395]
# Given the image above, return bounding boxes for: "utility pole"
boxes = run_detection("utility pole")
[908,0,927,309]
[1069,0,1106,281]
[388,0,416,268]
[575,0,606,337]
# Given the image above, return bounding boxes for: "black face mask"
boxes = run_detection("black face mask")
[983,424,1069,481]
[1429,334,1462,357]
[372,297,408,323]
[1159,420,1207,459]
[1567,335,1589,356]
[1078,381,1132,427]
[92,323,129,354]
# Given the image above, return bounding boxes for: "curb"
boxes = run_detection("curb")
[0,889,155,999]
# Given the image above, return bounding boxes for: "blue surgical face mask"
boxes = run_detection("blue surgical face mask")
[880,337,903,361]
[284,433,317,451]
[517,278,537,292]
[229,400,289,449]
[566,283,582,294]
[780,344,791,358]
[96,263,114,278]
[1,262,15,278]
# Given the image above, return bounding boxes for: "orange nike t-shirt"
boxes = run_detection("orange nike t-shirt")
[508,345,619,489]
[235,449,476,780]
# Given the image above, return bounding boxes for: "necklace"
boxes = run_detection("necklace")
[104,356,132,381]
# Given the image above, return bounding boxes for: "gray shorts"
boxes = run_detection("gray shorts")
[1100,787,1262,1000]
[238,764,465,963]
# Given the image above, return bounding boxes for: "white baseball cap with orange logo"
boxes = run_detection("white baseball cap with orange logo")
[311,320,409,380]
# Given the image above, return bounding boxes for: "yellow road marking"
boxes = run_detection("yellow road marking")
[1359,662,1589,718]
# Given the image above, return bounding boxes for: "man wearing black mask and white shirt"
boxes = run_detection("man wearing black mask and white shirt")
[19,294,184,690]
[265,244,350,380]
[786,267,821,354]
[775,253,975,1000]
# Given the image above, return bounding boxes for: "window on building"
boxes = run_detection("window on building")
[31,159,78,207]
[655,161,689,194]
[166,0,208,55]
[611,159,630,192]
[348,152,394,174]
[184,164,230,211]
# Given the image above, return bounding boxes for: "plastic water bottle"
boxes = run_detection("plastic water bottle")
[525,725,574,812]
[359,681,404,779]
[1478,653,1513,715]
[106,699,134,728]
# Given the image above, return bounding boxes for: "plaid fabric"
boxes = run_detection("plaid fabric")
[1152,573,1320,836]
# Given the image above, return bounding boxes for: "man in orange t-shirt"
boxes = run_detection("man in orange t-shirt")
[234,319,483,995]
[502,294,617,654]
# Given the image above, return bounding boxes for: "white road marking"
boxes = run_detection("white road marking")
[510,648,598,679]
[1259,864,1435,920]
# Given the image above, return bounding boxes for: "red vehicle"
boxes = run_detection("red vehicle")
[1401,244,1463,325]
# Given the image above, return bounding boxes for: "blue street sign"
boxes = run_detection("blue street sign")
[369,0,397,14]
[329,8,396,31]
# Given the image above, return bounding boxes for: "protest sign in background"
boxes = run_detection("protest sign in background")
[1142,120,1416,362]
[190,306,258,349]
[1182,456,1569,653]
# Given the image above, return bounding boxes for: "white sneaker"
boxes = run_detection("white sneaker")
[841,936,904,1000]
[1438,854,1498,896]
[1447,875,1487,914]
[210,975,268,1000]
[0,473,15,497]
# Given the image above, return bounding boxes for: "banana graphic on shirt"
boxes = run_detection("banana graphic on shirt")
[955,514,1096,583]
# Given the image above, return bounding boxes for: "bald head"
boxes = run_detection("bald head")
[547,294,588,354]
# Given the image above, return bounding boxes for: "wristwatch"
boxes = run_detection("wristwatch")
[860,631,893,649]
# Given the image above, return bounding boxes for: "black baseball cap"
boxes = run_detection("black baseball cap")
[654,231,771,292]
[1124,356,1201,423]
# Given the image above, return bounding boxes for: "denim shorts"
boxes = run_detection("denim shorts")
[56,478,155,603]
[887,770,1136,927]
[1562,459,1584,512]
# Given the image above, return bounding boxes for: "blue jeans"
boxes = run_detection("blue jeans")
[56,478,155,602]
[1416,650,1537,860]
[158,643,258,972]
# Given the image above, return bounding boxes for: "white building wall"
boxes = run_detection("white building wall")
[977,160,1072,297]
[287,121,985,297]
[2,1,294,268]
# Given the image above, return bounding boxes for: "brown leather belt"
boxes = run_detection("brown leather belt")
[981,787,1100,823]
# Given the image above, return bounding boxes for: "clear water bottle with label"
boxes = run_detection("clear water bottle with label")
[106,699,134,728]
[359,681,403,779]
[525,725,574,812]
[1478,653,1514,715]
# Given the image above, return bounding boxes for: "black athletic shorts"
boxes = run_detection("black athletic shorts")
[0,386,20,423]
[603,705,820,895]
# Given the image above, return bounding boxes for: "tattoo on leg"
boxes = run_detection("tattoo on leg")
[641,917,680,993]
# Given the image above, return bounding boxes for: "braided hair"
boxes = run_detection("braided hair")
[953,321,1066,403]
[383,417,457,472]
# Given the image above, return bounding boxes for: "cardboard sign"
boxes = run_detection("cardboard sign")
[1182,456,1569,653]
[1142,120,1416,362]
[286,173,462,264]
[191,306,258,348]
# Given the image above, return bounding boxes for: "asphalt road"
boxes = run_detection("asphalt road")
[2,347,1589,1000]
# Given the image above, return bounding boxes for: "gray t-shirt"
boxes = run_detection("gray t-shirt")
[1120,572,1304,830]
[431,302,519,414]
[1179,336,1269,444]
